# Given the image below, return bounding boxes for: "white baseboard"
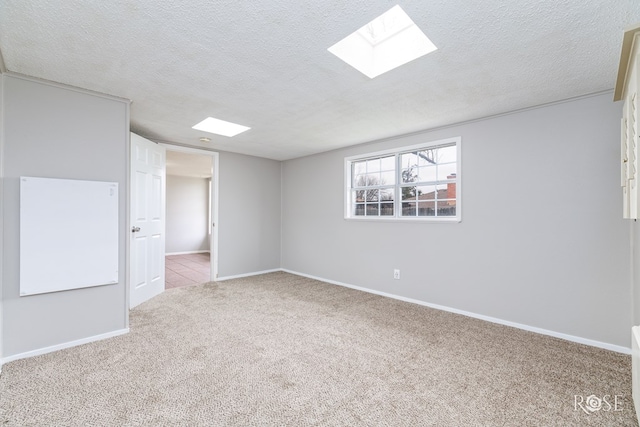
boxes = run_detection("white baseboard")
[0,328,130,365]
[281,269,631,355]
[215,269,282,282]
[166,250,210,256]
[632,326,640,421]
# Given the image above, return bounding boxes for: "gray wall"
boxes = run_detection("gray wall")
[217,151,281,278]
[166,175,209,254]
[0,71,4,363]
[1,74,129,357]
[633,222,640,326]
[282,92,632,348]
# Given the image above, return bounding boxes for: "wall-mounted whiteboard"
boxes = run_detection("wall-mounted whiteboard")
[20,176,119,296]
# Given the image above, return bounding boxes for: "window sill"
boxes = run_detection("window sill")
[344,216,461,223]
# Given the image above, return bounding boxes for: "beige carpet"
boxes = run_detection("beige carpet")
[0,272,636,426]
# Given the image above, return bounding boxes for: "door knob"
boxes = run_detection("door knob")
[131,226,141,233]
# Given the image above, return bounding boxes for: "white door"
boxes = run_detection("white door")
[130,133,166,308]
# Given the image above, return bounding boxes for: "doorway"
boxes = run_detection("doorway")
[162,144,219,287]
[165,252,211,289]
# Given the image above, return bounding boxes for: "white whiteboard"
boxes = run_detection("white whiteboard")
[20,176,119,296]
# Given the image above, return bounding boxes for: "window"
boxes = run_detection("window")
[345,137,461,221]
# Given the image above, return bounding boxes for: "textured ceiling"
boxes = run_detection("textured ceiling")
[1,1,639,160]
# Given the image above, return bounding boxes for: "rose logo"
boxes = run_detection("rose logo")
[585,395,602,412]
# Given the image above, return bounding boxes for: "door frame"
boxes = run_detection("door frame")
[160,144,219,282]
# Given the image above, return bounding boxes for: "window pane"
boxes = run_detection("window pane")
[417,202,436,216]
[369,173,383,187]
[439,182,456,200]
[416,185,436,200]
[355,174,381,187]
[417,149,437,166]
[417,166,437,183]
[380,155,395,171]
[401,152,419,168]
[438,145,457,164]
[401,186,417,201]
[354,203,365,216]
[380,202,394,216]
[353,161,366,176]
[437,200,456,216]
[381,170,395,185]
[366,188,379,202]
[401,166,418,183]
[435,183,451,200]
[438,163,457,181]
[380,188,394,201]
[367,158,381,173]
[353,190,365,203]
[401,202,416,216]
[365,204,379,216]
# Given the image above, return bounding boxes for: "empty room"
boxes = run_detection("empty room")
[1,1,640,426]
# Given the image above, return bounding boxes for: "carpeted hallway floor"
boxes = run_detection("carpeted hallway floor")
[0,272,636,426]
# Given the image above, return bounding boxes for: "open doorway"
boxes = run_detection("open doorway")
[162,145,219,288]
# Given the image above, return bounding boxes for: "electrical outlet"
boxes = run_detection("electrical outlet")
[393,269,400,280]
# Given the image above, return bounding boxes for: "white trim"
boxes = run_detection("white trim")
[0,328,129,365]
[343,216,461,224]
[281,269,631,355]
[215,269,282,282]
[344,137,460,162]
[280,163,284,277]
[158,143,218,156]
[0,73,4,373]
[166,250,210,256]
[4,72,131,104]
[212,154,220,280]
[124,107,131,328]
[632,326,640,421]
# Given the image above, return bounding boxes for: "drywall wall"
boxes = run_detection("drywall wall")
[217,151,281,278]
[633,222,640,327]
[0,71,4,367]
[166,175,209,254]
[282,92,631,348]
[1,74,129,358]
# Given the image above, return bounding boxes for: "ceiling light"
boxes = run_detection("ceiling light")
[192,117,250,137]
[199,137,211,143]
[328,5,437,79]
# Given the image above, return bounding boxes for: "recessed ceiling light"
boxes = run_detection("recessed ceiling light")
[192,117,250,137]
[199,137,211,143]
[328,5,437,79]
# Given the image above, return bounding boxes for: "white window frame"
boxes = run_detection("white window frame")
[344,137,461,222]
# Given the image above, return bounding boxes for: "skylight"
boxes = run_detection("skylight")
[328,5,437,79]
[192,117,250,137]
